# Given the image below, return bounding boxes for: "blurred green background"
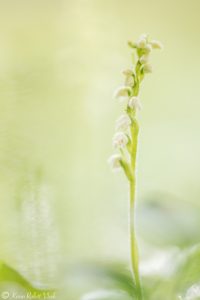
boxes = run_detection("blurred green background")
[0,0,200,299]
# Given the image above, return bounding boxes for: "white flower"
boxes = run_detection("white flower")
[150,39,163,50]
[107,154,122,171]
[125,76,134,86]
[122,69,133,76]
[112,132,128,149]
[128,96,142,110]
[123,69,134,86]
[115,114,131,131]
[113,86,132,102]
[143,63,153,73]
[140,54,149,64]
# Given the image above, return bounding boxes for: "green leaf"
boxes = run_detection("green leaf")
[0,262,56,299]
[120,159,133,182]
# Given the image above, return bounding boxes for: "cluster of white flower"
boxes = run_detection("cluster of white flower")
[129,33,163,75]
[108,34,163,172]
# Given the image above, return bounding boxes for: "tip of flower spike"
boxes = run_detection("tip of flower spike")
[128,35,163,53]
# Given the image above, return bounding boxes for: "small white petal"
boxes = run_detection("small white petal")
[150,39,163,50]
[137,34,149,48]
[140,33,148,40]
[123,69,134,86]
[125,75,134,86]
[112,132,128,149]
[122,69,134,86]
[144,44,152,54]
[115,114,131,131]
[128,96,142,111]
[143,63,153,73]
[113,86,132,102]
[108,154,122,171]
[137,38,147,49]
[122,69,133,76]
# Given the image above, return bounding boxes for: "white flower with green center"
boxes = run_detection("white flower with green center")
[123,69,135,86]
[128,96,142,111]
[142,63,153,73]
[115,114,131,131]
[125,75,134,86]
[112,131,128,149]
[123,69,133,76]
[108,34,163,300]
[107,154,122,171]
[113,85,132,102]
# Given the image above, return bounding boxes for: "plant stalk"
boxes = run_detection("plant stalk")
[129,179,142,300]
[129,123,143,300]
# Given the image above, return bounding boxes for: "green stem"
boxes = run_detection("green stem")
[129,179,142,300]
[129,123,143,300]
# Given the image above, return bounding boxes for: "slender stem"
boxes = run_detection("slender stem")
[129,123,143,300]
[129,179,142,300]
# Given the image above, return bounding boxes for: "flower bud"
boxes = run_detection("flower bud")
[128,96,142,111]
[115,114,131,131]
[108,154,122,171]
[112,132,128,149]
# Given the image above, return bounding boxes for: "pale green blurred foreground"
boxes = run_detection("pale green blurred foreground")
[0,1,200,299]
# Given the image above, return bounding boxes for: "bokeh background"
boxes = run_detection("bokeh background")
[0,0,200,299]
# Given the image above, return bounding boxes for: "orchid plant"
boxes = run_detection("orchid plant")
[108,34,163,300]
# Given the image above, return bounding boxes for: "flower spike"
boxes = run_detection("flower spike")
[108,34,163,300]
